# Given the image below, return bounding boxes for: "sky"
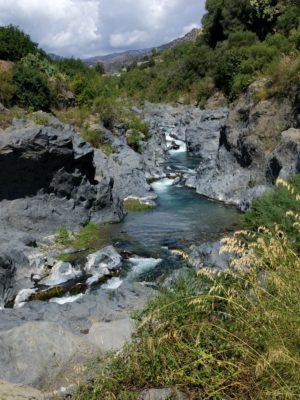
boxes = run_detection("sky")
[0,0,206,58]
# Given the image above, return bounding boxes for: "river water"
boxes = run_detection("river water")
[106,138,240,285]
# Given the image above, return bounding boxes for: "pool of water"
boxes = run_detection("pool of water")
[107,142,240,282]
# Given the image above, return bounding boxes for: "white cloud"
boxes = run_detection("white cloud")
[110,30,149,47]
[0,0,206,57]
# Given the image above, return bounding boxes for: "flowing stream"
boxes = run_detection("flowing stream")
[16,135,241,305]
[106,136,240,286]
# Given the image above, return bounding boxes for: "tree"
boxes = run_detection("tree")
[0,25,39,61]
[95,62,105,74]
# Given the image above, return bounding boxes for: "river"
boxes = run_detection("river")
[104,136,240,287]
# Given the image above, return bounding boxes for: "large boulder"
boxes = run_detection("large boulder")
[40,261,81,287]
[0,321,97,389]
[86,317,133,352]
[85,246,122,284]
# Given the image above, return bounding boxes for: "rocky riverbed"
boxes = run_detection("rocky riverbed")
[0,89,299,397]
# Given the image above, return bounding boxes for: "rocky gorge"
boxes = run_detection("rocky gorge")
[0,81,299,398]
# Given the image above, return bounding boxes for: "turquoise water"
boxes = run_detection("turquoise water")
[110,149,240,259]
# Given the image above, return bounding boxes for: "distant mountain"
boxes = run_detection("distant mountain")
[84,28,201,72]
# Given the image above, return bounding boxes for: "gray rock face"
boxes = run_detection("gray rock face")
[144,85,299,209]
[186,108,228,157]
[0,281,153,336]
[85,246,122,284]
[0,124,94,200]
[191,82,299,207]
[269,128,300,181]
[0,119,124,307]
[0,321,97,388]
[188,241,232,272]
[94,124,167,201]
[40,261,81,287]
[87,317,133,352]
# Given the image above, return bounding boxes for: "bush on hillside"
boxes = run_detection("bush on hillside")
[0,25,39,61]
[12,64,51,111]
[0,70,16,106]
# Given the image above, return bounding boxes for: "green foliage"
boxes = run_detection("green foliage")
[20,53,57,77]
[58,58,90,77]
[242,175,300,238]
[124,112,149,137]
[123,198,155,212]
[196,76,216,108]
[31,113,49,125]
[0,70,16,106]
[55,107,90,128]
[55,223,112,255]
[80,128,103,148]
[75,178,300,400]
[0,25,39,61]
[55,226,71,246]
[126,129,142,153]
[264,53,300,98]
[98,143,113,157]
[12,63,51,111]
[93,96,120,130]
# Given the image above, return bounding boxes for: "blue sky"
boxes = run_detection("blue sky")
[0,0,206,58]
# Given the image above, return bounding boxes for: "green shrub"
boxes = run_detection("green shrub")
[264,53,300,98]
[0,70,16,106]
[80,128,103,148]
[124,112,149,138]
[242,175,300,240]
[127,129,142,153]
[98,143,113,157]
[12,64,51,111]
[31,113,49,125]
[55,107,90,128]
[196,76,216,107]
[93,96,120,130]
[55,226,71,246]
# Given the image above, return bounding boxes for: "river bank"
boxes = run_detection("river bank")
[0,92,299,397]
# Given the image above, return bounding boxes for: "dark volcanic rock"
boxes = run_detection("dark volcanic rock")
[0,125,95,200]
[192,81,299,207]
[0,119,124,307]
[94,124,167,200]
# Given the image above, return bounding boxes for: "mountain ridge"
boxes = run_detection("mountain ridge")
[84,28,201,72]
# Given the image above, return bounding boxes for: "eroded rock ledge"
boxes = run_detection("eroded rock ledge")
[0,116,124,308]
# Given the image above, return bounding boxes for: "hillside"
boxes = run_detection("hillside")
[84,28,201,72]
